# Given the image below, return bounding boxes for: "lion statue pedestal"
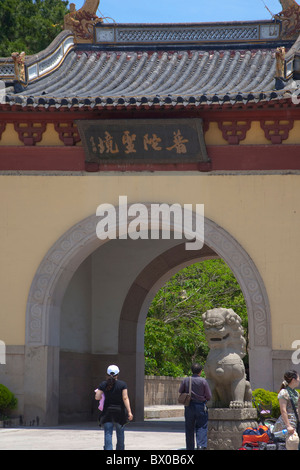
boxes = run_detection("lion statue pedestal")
[202,308,258,450]
[207,408,258,450]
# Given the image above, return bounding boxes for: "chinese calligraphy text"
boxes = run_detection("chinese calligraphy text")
[76,119,208,165]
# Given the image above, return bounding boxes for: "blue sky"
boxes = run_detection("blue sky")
[72,0,284,24]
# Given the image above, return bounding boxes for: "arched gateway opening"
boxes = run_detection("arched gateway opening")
[25,206,272,425]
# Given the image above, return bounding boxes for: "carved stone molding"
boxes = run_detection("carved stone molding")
[25,209,271,351]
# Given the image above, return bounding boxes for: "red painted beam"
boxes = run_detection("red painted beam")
[0,145,299,172]
[0,147,85,171]
[208,145,300,171]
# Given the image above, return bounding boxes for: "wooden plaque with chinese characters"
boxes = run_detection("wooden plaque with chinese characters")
[76,119,209,164]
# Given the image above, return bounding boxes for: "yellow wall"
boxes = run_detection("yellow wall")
[0,172,299,350]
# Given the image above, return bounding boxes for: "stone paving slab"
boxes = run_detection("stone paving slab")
[0,418,186,451]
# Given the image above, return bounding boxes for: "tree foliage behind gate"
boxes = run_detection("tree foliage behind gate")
[0,0,69,57]
[144,259,247,376]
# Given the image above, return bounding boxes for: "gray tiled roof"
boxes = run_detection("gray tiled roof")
[5,47,290,108]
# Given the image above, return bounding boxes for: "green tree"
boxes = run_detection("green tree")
[0,0,69,57]
[0,384,17,419]
[144,259,247,376]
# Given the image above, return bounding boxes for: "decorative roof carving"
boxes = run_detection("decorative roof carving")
[64,1,102,43]
[95,21,282,45]
[11,51,26,83]
[275,46,286,77]
[275,0,300,39]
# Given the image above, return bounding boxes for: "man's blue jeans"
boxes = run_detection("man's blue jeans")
[184,401,208,450]
[103,422,125,450]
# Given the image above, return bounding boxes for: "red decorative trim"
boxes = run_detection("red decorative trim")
[209,145,300,171]
[54,122,81,146]
[0,145,299,172]
[260,119,294,144]
[202,120,210,133]
[14,122,47,146]
[0,147,85,171]
[0,122,6,139]
[0,106,299,173]
[1,99,300,122]
[218,120,251,145]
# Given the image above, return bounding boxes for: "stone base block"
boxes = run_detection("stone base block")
[144,405,184,419]
[207,408,258,450]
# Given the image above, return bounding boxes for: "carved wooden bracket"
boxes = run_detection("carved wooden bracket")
[54,122,81,146]
[0,122,6,140]
[218,120,251,145]
[202,120,210,134]
[14,122,47,146]
[260,119,294,144]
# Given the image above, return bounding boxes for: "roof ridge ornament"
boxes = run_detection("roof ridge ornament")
[11,51,26,86]
[64,0,103,43]
[275,0,300,39]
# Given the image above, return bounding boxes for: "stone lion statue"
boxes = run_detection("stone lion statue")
[202,308,252,409]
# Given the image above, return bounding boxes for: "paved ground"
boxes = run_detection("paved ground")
[0,417,186,451]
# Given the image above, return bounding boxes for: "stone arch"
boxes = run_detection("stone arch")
[24,206,272,424]
[118,226,272,418]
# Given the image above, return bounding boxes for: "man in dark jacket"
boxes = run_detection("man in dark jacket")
[179,363,212,450]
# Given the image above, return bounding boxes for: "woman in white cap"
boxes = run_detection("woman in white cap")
[95,365,133,450]
[273,369,300,450]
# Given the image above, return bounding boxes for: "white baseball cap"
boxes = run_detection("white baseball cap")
[107,365,120,376]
